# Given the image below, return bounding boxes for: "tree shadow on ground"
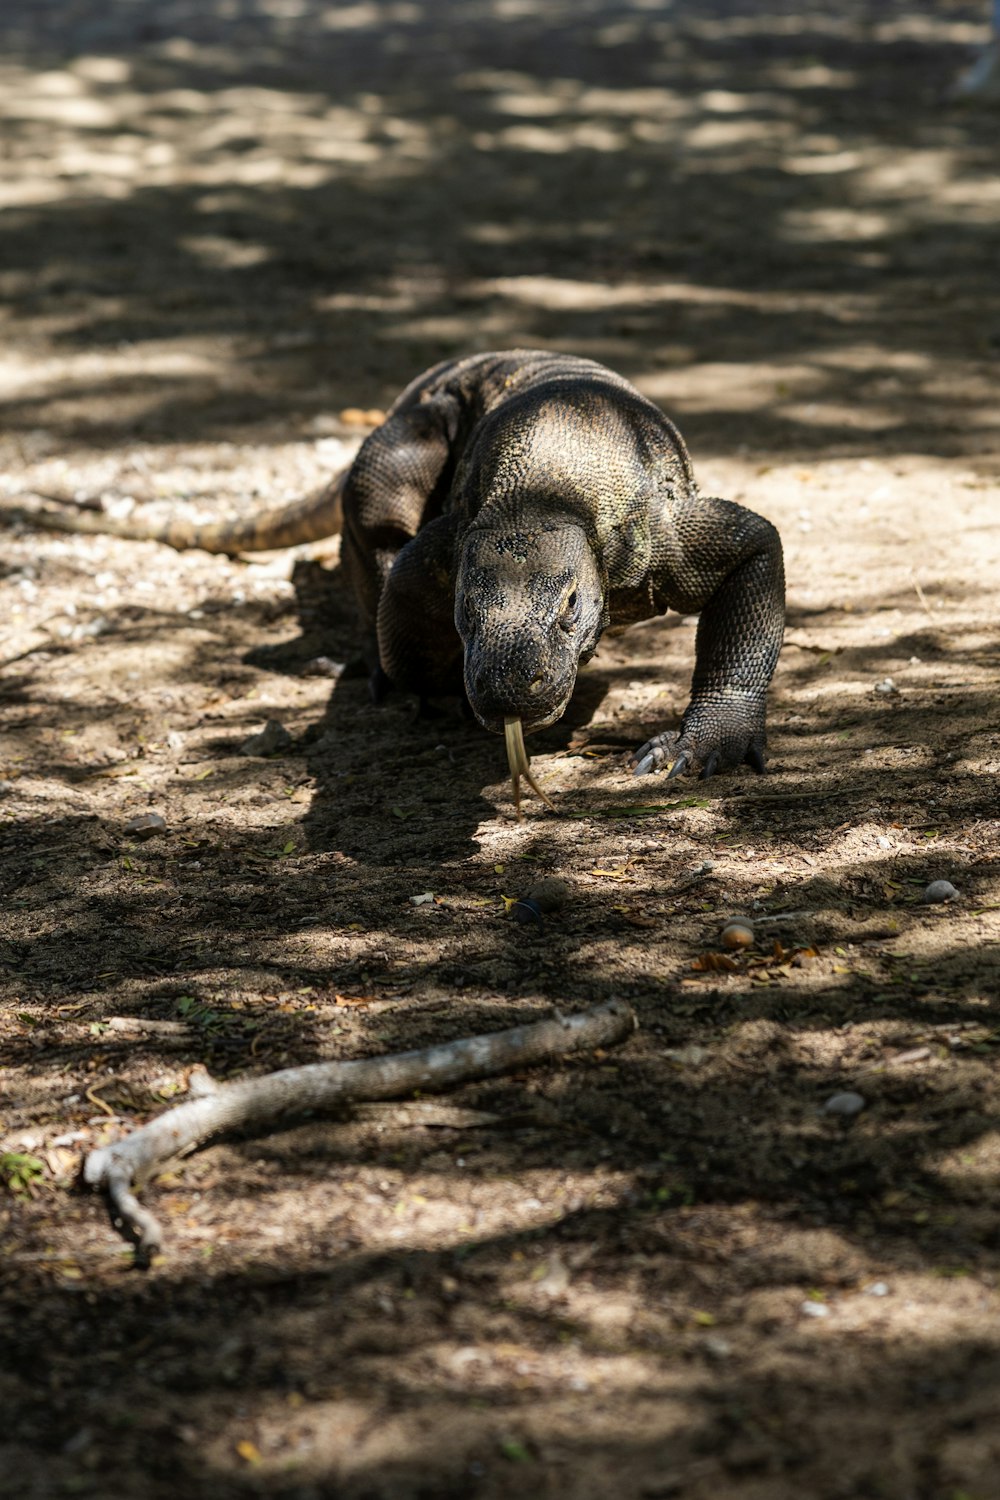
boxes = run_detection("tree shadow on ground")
[0,1,997,462]
[3,6,1000,1499]
[7,1060,1000,1496]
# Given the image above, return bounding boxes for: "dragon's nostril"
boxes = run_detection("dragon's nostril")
[528,672,546,695]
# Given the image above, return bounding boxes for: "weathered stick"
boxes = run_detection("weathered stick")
[83,999,636,1257]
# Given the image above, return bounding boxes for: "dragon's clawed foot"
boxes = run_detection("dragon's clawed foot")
[631,712,767,781]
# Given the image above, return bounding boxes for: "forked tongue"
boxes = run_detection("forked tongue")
[504,717,558,819]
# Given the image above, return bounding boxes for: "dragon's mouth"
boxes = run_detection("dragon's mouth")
[473,701,565,736]
[504,717,558,819]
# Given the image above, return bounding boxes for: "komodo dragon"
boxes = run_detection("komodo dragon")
[7,351,785,810]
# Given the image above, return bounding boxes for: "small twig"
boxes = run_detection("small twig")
[101,1017,192,1037]
[83,999,636,1259]
[754,909,818,924]
[85,1083,121,1118]
[910,571,933,620]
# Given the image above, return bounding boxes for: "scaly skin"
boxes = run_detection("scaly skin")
[343,351,785,778]
[4,350,785,778]
[1,477,347,555]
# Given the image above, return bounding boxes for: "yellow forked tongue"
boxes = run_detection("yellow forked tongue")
[504,717,558,819]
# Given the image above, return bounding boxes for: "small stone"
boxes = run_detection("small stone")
[409,892,435,906]
[510,897,543,925]
[662,1044,708,1066]
[300,656,345,678]
[874,677,898,695]
[535,1256,570,1295]
[720,918,754,950]
[125,812,167,840]
[823,1091,866,1117]
[526,876,571,912]
[801,1301,830,1318]
[702,1334,733,1360]
[63,1428,95,1456]
[239,719,292,756]
[864,1281,890,1297]
[922,880,957,904]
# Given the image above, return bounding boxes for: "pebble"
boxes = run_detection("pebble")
[239,719,292,756]
[409,892,435,906]
[874,677,898,695]
[823,1091,866,1117]
[527,877,571,912]
[661,1044,708,1066]
[125,812,167,840]
[864,1281,890,1297]
[535,1256,570,1296]
[801,1301,830,1318]
[922,880,957,904]
[720,918,754,950]
[509,877,571,926]
[300,656,346,678]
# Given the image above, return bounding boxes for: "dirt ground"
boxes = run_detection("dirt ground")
[1,2,999,1496]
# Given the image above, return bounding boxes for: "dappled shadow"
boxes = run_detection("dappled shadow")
[0,0,998,462]
[1,552,997,1000]
[6,1079,1000,1494]
[3,5,1000,1499]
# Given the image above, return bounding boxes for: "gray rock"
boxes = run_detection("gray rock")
[240,719,292,756]
[300,656,345,679]
[922,880,958,904]
[720,918,754,950]
[125,812,167,840]
[823,1091,866,1118]
[527,876,572,912]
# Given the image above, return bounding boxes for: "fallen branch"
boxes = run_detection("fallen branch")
[83,999,636,1258]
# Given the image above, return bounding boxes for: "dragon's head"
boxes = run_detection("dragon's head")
[455,519,605,735]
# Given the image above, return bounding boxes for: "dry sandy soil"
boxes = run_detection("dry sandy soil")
[1,2,999,1497]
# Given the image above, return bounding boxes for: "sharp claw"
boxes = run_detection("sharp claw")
[744,745,767,774]
[665,752,690,781]
[632,752,656,776]
[700,751,720,781]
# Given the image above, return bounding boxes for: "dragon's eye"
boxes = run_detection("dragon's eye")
[559,587,580,633]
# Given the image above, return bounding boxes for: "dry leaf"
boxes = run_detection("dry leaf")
[691,953,740,973]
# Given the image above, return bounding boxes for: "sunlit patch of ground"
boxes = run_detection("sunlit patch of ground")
[1,3,999,1498]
